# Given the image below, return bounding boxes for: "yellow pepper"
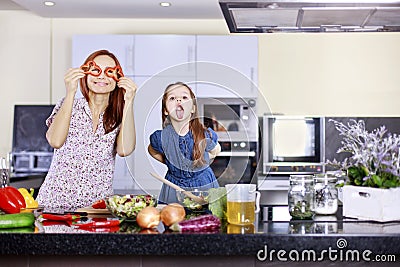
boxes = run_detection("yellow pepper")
[18,188,39,209]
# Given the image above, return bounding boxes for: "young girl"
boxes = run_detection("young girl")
[148,82,221,203]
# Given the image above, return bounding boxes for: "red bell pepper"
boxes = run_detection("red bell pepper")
[0,186,26,214]
[91,199,106,209]
[105,65,124,82]
[80,60,102,77]
[5,186,26,208]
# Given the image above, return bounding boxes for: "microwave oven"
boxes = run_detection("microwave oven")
[261,115,325,175]
[196,97,258,142]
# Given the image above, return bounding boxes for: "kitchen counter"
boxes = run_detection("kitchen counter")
[1,208,400,266]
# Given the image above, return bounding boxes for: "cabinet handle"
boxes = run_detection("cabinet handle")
[125,46,134,74]
[187,46,193,62]
[250,67,254,92]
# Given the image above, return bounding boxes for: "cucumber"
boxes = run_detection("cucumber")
[0,213,35,229]
[0,226,35,233]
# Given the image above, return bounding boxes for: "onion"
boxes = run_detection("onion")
[160,203,186,227]
[136,206,161,229]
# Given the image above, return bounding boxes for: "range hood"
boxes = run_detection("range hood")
[219,0,400,33]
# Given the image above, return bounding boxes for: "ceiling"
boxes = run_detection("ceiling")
[0,0,224,19]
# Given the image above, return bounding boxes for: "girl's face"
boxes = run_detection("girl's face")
[164,85,195,123]
[87,55,117,94]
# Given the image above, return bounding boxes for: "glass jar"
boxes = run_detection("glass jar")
[288,175,314,219]
[313,174,338,215]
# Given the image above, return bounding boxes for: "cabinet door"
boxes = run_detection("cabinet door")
[72,35,134,75]
[133,35,196,78]
[196,35,258,98]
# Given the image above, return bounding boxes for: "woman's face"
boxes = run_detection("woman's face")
[164,84,195,123]
[87,55,117,95]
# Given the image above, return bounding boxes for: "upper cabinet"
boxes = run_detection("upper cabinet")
[195,35,258,98]
[72,35,134,75]
[133,35,196,80]
[72,34,258,99]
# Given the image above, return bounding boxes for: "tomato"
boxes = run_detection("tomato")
[91,199,106,209]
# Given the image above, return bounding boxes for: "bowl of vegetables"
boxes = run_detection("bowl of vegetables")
[176,190,209,212]
[105,194,157,220]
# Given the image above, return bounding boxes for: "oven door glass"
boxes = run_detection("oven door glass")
[210,141,258,186]
[203,104,241,132]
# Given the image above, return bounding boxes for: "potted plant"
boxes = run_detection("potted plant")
[327,119,400,222]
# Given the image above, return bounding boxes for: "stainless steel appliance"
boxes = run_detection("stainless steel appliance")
[258,115,325,219]
[197,97,258,142]
[262,115,325,175]
[10,105,54,177]
[197,97,259,185]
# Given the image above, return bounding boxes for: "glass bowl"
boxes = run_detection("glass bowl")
[176,190,209,212]
[105,194,157,220]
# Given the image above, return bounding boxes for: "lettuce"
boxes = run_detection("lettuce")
[207,188,227,220]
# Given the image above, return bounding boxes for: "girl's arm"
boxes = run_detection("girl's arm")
[46,68,84,148]
[116,77,137,157]
[148,144,166,164]
[208,142,221,161]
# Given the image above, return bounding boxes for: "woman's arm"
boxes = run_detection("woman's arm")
[116,77,137,157]
[46,68,84,149]
[148,144,166,164]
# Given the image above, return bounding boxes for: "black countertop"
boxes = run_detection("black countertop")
[1,208,400,259]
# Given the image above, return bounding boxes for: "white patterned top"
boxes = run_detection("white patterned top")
[36,98,119,211]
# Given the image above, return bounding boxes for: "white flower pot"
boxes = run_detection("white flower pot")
[342,185,400,222]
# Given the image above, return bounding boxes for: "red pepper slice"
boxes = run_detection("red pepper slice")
[80,226,120,233]
[80,60,102,77]
[105,66,124,82]
[76,219,120,229]
[42,213,80,222]
[91,199,106,209]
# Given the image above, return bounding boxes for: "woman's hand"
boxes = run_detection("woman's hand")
[64,68,85,96]
[118,77,137,102]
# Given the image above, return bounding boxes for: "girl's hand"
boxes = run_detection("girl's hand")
[64,68,85,96]
[118,77,137,102]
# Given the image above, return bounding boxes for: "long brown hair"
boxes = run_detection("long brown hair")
[162,82,209,167]
[79,49,125,134]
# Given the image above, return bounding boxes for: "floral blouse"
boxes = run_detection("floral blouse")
[36,98,119,211]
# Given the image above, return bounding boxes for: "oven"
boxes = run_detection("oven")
[258,115,325,215]
[211,141,258,186]
[197,97,259,185]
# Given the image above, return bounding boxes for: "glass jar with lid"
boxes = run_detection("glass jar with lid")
[313,173,338,215]
[288,175,315,219]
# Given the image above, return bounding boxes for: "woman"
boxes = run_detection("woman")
[37,49,137,210]
[148,82,221,203]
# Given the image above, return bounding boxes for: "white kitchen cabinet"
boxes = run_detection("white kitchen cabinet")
[133,35,196,78]
[72,35,134,75]
[196,35,258,98]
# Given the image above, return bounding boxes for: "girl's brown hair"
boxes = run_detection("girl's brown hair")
[162,82,209,167]
[80,49,125,134]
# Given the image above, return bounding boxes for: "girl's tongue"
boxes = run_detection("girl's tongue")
[176,105,184,119]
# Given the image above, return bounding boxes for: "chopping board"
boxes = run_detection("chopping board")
[75,206,111,215]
